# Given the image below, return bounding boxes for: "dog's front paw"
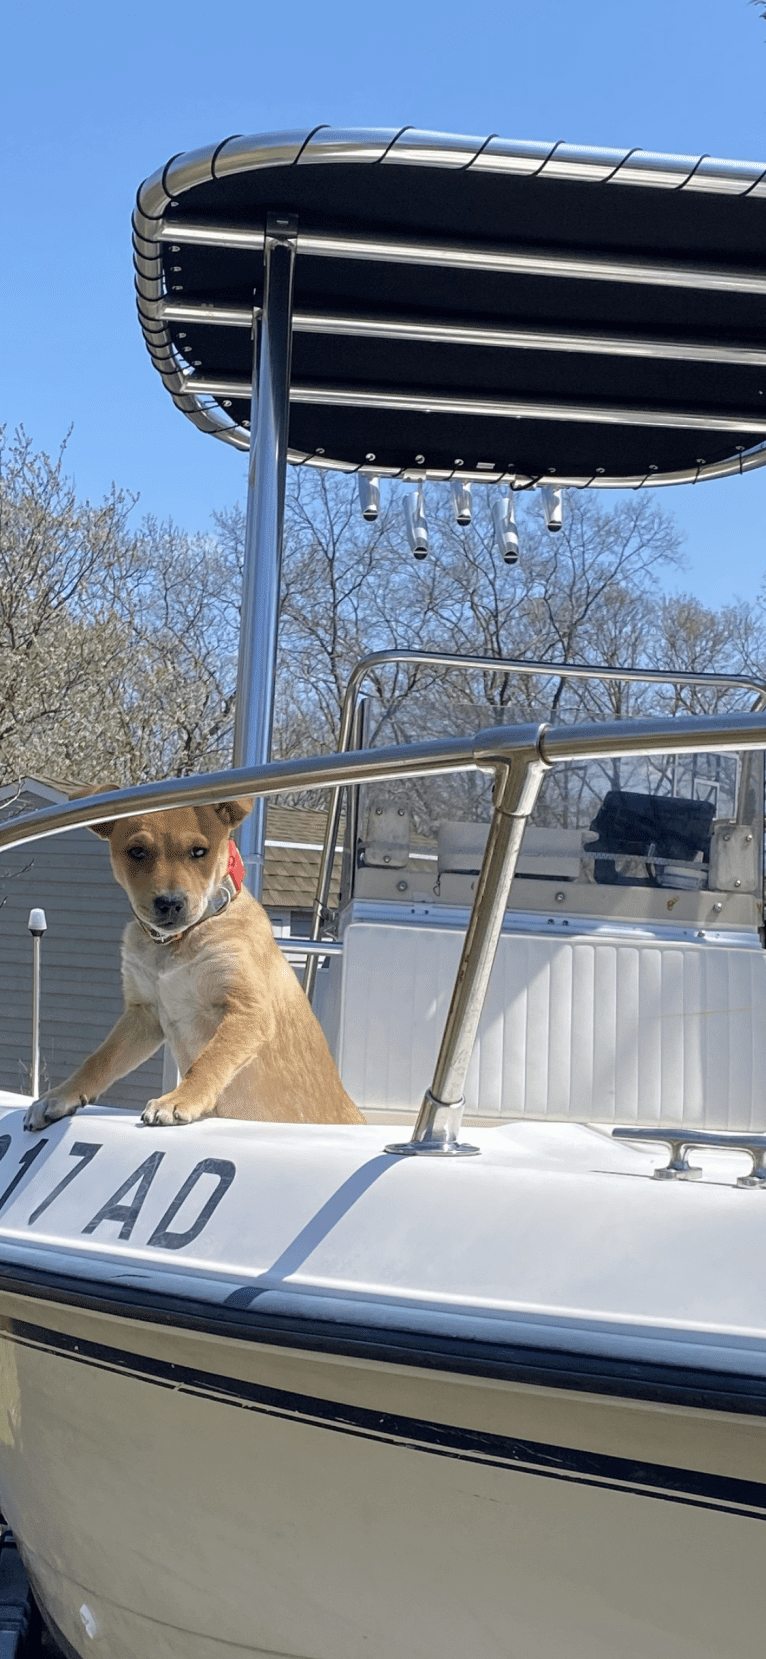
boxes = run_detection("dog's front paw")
[24,1093,79,1132]
[142,1092,209,1127]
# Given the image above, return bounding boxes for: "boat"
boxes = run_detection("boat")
[1,125,766,1658]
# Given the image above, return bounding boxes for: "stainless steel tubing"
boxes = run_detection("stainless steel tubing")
[336,650,766,715]
[232,214,297,899]
[344,698,367,899]
[306,648,766,1005]
[276,939,343,956]
[294,385,766,435]
[0,734,479,854]
[6,708,766,1162]
[159,301,262,327]
[6,708,764,859]
[182,377,766,436]
[156,220,766,296]
[303,702,366,1004]
[159,299,766,368]
[386,736,549,1157]
[539,708,766,766]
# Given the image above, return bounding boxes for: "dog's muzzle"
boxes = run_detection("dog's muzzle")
[134,875,238,945]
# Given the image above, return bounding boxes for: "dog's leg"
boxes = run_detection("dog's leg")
[143,998,268,1126]
[25,1003,165,1131]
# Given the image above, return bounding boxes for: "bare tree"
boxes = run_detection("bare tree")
[0,430,240,788]
[5,433,765,833]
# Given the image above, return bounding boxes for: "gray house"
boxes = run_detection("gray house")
[0,781,341,1106]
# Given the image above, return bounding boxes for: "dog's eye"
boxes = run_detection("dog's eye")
[190,846,208,859]
[127,847,147,862]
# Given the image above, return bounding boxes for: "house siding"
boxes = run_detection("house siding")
[0,791,342,1106]
[0,791,164,1106]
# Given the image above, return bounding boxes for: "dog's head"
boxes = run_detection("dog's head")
[78,793,253,935]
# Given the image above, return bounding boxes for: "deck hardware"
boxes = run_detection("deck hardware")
[737,1147,766,1188]
[613,1125,766,1186]
[653,1141,703,1181]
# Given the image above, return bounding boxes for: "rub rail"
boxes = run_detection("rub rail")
[3,706,766,1158]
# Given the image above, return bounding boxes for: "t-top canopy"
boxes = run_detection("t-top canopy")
[133,127,766,488]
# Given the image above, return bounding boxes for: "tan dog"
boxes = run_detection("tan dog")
[24,796,363,1132]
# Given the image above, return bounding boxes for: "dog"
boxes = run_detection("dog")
[24,795,364,1132]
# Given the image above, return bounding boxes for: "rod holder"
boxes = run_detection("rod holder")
[449,479,472,525]
[404,487,428,559]
[358,475,380,521]
[539,484,563,532]
[492,492,519,563]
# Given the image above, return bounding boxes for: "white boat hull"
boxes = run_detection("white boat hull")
[0,1104,763,1656]
[0,1287,764,1658]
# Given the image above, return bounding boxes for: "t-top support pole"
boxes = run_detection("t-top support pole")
[233,213,297,899]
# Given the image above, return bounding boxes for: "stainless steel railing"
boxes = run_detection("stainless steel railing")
[2,707,766,1155]
[304,651,766,1001]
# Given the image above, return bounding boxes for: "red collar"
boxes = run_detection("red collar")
[226,840,245,893]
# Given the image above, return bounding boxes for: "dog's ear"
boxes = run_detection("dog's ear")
[69,786,117,839]
[214,797,253,828]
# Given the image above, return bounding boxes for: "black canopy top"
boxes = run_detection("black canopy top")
[133,127,766,488]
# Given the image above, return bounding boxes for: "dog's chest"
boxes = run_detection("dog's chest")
[124,930,228,1046]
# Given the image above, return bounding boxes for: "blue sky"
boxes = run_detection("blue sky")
[2,0,765,607]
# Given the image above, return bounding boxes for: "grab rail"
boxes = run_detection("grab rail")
[3,707,766,1156]
[304,651,766,1000]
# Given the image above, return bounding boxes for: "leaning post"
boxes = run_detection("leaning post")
[232,213,297,899]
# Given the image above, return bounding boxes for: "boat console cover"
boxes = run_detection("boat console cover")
[0,1103,764,1409]
[133,127,766,488]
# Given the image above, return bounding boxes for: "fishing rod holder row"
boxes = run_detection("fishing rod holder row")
[357,477,564,563]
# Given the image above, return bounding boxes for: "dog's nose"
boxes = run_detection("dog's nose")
[153,892,186,924]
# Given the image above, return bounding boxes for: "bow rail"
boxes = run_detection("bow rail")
[304,653,766,1000]
[3,706,766,1156]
